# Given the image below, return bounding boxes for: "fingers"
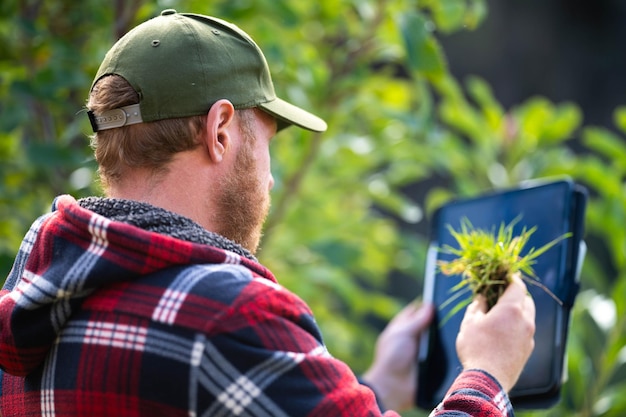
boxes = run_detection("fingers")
[496,274,528,304]
[413,302,435,333]
[466,293,487,315]
[466,275,527,316]
[396,302,434,333]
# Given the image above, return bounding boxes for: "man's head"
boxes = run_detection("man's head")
[87,10,326,253]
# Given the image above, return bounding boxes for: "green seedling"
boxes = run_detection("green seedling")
[437,217,569,324]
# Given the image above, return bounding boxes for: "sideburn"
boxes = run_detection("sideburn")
[214,119,270,254]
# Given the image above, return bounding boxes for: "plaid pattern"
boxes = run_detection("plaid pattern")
[429,370,515,417]
[0,195,512,416]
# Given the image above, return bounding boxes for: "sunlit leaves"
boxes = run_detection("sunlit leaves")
[583,127,626,172]
[615,106,626,133]
[418,0,488,33]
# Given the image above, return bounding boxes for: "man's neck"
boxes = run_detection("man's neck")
[107,149,221,233]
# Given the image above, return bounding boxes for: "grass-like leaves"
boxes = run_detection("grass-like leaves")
[437,218,569,323]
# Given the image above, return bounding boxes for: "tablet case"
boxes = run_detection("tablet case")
[416,178,587,410]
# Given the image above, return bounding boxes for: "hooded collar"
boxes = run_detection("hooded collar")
[78,196,257,261]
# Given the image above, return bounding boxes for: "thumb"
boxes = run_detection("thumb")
[496,274,528,303]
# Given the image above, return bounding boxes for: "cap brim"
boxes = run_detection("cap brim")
[259,98,327,133]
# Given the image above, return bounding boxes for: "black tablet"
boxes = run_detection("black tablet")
[416,178,587,409]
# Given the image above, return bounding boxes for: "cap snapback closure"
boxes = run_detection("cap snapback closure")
[88,104,143,132]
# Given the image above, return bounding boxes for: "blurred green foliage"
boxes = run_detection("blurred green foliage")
[1,0,624,415]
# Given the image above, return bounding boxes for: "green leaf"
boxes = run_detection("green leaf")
[614,106,626,133]
[542,102,582,143]
[397,11,447,77]
[466,75,504,130]
[583,126,626,172]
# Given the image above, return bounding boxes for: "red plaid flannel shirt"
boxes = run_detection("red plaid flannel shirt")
[0,195,513,416]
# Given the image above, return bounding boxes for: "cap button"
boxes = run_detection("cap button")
[161,9,177,16]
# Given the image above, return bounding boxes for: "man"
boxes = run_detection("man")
[0,10,535,416]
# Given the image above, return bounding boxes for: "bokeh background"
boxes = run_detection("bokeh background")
[1,1,625,416]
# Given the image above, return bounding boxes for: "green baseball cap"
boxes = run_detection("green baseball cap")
[89,9,327,133]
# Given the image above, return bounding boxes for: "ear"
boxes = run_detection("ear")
[204,99,235,163]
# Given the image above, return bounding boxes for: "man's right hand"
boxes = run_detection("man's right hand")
[455,274,536,392]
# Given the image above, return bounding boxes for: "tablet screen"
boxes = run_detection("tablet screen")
[417,180,577,408]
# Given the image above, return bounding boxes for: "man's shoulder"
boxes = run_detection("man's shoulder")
[83,262,312,331]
